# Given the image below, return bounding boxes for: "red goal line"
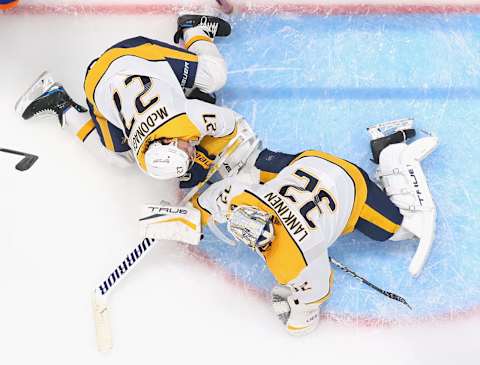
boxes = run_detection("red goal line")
[5,3,480,16]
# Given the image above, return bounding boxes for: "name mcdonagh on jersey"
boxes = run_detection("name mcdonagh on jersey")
[263,191,309,242]
[129,105,169,154]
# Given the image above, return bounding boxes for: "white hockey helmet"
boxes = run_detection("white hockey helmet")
[227,205,274,252]
[143,139,194,180]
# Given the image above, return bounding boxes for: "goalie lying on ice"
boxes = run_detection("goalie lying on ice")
[192,119,438,336]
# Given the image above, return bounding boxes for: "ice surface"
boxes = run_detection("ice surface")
[196,13,480,321]
[1,2,480,364]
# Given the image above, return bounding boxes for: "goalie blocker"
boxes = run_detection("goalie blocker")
[139,204,202,245]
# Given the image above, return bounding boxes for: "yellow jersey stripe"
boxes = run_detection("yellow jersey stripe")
[360,204,401,234]
[76,119,95,142]
[84,43,199,103]
[260,170,278,184]
[199,125,238,157]
[94,110,115,151]
[185,35,212,49]
[291,151,367,234]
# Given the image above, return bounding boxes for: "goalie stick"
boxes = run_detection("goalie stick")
[92,238,157,351]
[0,148,38,171]
[92,133,250,352]
[329,257,412,310]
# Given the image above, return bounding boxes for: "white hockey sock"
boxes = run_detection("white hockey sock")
[63,107,92,139]
[184,27,217,54]
[183,27,227,93]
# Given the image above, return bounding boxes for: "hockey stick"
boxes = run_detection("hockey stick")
[92,238,156,351]
[0,148,38,171]
[180,134,248,204]
[92,134,248,351]
[329,256,412,310]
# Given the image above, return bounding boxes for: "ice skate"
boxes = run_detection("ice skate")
[174,14,232,44]
[367,118,416,163]
[15,71,87,127]
[186,87,217,104]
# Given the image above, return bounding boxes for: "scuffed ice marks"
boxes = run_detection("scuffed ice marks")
[194,13,480,321]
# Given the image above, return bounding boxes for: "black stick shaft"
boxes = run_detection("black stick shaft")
[0,148,29,157]
[329,256,412,310]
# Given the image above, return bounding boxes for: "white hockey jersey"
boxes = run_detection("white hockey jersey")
[195,150,369,305]
[83,36,238,172]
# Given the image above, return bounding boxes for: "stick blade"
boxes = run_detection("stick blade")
[92,292,113,352]
[15,155,38,171]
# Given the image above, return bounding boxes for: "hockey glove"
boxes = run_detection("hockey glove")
[179,146,215,189]
[271,285,320,336]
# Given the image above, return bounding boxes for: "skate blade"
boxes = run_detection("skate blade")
[15,71,55,117]
[367,118,414,139]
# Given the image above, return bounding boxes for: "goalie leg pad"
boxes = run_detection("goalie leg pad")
[139,205,202,245]
[377,136,438,277]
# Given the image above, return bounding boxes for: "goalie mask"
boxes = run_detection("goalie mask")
[143,139,194,180]
[227,205,274,252]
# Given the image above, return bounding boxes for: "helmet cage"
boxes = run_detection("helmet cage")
[227,205,274,252]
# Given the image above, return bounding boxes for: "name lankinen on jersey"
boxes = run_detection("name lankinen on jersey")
[263,191,309,242]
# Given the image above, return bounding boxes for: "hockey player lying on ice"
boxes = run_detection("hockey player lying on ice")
[16,14,438,337]
[15,13,248,189]
[192,119,438,336]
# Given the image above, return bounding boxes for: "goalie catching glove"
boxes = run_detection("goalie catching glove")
[180,146,215,189]
[271,285,320,336]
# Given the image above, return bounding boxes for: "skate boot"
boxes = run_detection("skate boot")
[174,14,232,44]
[367,118,416,164]
[186,87,217,104]
[15,71,87,127]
